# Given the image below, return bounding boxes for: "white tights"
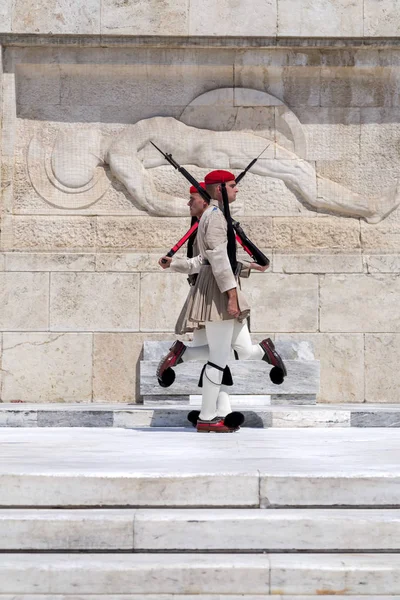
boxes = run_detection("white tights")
[183,320,263,421]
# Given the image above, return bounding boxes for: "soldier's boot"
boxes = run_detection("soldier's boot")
[260,338,287,385]
[156,340,186,388]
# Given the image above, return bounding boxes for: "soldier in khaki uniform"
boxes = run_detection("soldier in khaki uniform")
[158,171,286,433]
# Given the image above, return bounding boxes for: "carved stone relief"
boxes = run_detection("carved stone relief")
[24,87,400,223]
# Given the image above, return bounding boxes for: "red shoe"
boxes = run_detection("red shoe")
[157,340,186,387]
[260,338,287,384]
[197,417,238,433]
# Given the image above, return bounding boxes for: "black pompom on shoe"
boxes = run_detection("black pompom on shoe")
[187,410,200,427]
[158,367,176,388]
[224,411,245,429]
[269,366,284,385]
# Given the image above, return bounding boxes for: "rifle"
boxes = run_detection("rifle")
[152,142,270,267]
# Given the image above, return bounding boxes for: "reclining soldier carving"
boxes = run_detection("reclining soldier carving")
[28,116,400,224]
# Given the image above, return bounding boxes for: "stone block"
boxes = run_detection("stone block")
[0,254,5,271]
[96,253,163,272]
[0,273,49,331]
[321,67,395,108]
[276,333,364,404]
[271,408,350,427]
[189,0,277,35]
[365,334,400,403]
[37,411,113,427]
[277,0,363,36]
[273,252,363,273]
[101,0,189,35]
[0,410,37,427]
[320,274,400,333]
[5,253,96,272]
[0,509,135,550]
[241,175,311,218]
[294,107,361,161]
[235,64,320,108]
[0,0,12,32]
[242,273,318,332]
[0,554,270,595]
[1,216,96,251]
[96,217,187,250]
[364,0,400,36]
[139,273,193,332]
[361,221,400,251]
[365,254,400,273]
[16,64,61,108]
[140,360,319,396]
[93,333,142,403]
[273,217,361,251]
[12,0,101,34]
[2,333,92,403]
[351,411,400,427]
[269,554,400,596]
[50,273,140,332]
[60,63,148,109]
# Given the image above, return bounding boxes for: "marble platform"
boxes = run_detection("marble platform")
[1,427,400,596]
[1,402,400,428]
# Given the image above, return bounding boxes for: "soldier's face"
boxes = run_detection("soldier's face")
[188,193,207,217]
[220,180,238,204]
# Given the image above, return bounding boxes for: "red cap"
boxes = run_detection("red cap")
[189,182,206,194]
[204,170,235,185]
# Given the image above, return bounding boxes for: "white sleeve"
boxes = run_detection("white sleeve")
[169,254,204,274]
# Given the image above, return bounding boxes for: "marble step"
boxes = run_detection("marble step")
[0,554,400,595]
[0,597,393,600]
[2,427,400,509]
[0,508,400,551]
[140,359,319,396]
[1,402,400,428]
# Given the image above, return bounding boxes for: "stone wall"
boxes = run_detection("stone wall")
[1,1,400,404]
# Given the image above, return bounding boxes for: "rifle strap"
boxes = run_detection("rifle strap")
[221,182,238,274]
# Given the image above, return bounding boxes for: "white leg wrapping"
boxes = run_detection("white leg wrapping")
[216,385,232,417]
[232,319,263,360]
[199,320,235,421]
[182,328,209,362]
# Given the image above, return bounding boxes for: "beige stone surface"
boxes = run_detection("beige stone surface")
[365,334,400,403]
[295,107,361,161]
[273,217,361,250]
[0,1,12,32]
[364,0,400,36]
[365,254,400,273]
[235,63,321,108]
[0,255,5,271]
[101,0,189,35]
[0,273,49,331]
[276,333,364,404]
[1,333,92,403]
[320,67,395,108]
[93,332,189,403]
[320,274,400,333]
[361,221,400,251]
[242,175,312,218]
[242,273,318,332]
[50,273,140,332]
[140,273,192,332]
[273,252,363,273]
[5,253,96,272]
[277,0,363,36]
[16,64,61,109]
[96,253,166,273]
[12,0,101,34]
[1,216,96,251]
[189,0,277,36]
[96,217,188,250]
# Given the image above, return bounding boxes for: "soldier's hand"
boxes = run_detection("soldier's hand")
[227,289,240,318]
[158,256,172,269]
[250,262,269,272]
